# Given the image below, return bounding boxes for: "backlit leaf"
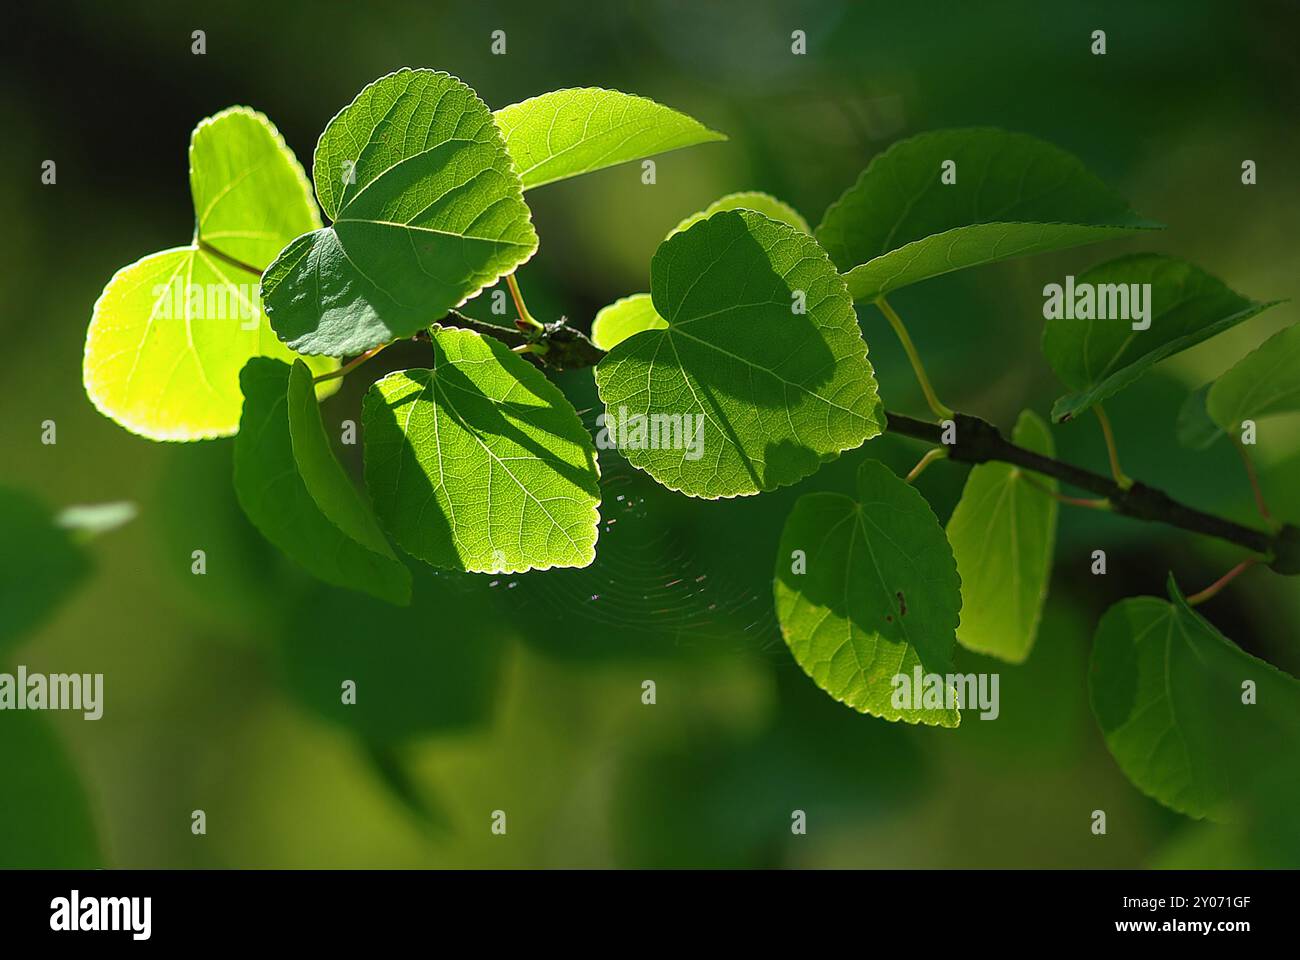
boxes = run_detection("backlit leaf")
[1207,322,1300,431]
[494,87,725,190]
[590,293,665,351]
[262,69,538,358]
[234,358,410,605]
[774,459,962,726]
[84,107,337,441]
[363,326,601,574]
[1089,575,1300,819]
[946,410,1057,663]
[1043,254,1277,422]
[591,192,809,350]
[594,209,883,498]
[668,191,810,238]
[815,128,1157,302]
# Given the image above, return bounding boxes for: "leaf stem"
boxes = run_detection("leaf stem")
[904,447,946,483]
[196,239,265,279]
[1232,437,1274,525]
[874,296,953,420]
[1022,474,1111,510]
[507,273,543,332]
[312,343,388,384]
[1094,404,1132,490]
[1186,558,1258,606]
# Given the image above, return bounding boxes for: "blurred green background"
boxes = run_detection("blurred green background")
[2,0,1298,868]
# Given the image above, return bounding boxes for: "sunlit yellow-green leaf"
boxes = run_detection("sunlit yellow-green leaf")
[494,88,725,190]
[84,107,337,441]
[947,410,1057,663]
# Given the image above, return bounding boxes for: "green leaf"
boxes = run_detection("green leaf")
[1089,575,1300,819]
[590,293,666,351]
[774,459,962,726]
[84,107,337,441]
[815,128,1157,302]
[1176,383,1225,451]
[594,209,883,498]
[493,87,725,190]
[1043,254,1278,422]
[669,190,810,238]
[234,358,410,605]
[0,488,91,653]
[0,712,101,868]
[261,69,538,358]
[591,192,810,351]
[946,410,1057,663]
[278,571,505,744]
[363,326,601,574]
[1207,321,1300,431]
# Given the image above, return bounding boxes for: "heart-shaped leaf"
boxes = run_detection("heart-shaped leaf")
[590,293,665,351]
[1043,254,1278,422]
[234,358,410,605]
[668,190,810,238]
[591,193,810,350]
[494,88,725,190]
[363,326,601,574]
[594,209,883,498]
[262,69,538,358]
[84,107,337,441]
[816,128,1158,302]
[1207,322,1300,432]
[946,410,1057,663]
[774,459,962,726]
[1090,575,1300,819]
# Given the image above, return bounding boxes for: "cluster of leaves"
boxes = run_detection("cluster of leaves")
[84,68,1299,827]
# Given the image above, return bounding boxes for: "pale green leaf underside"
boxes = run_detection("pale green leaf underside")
[594,209,883,499]
[774,460,962,726]
[590,293,666,350]
[947,410,1057,663]
[1044,254,1278,422]
[363,327,601,574]
[85,108,336,441]
[669,191,810,238]
[493,87,725,190]
[234,358,410,605]
[1090,576,1300,820]
[815,127,1157,302]
[263,69,538,358]
[1207,322,1300,431]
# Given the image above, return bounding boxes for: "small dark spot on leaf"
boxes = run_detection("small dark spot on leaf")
[896,590,907,616]
[885,614,893,623]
